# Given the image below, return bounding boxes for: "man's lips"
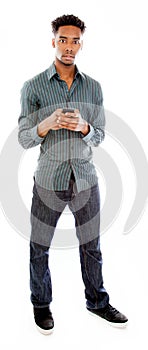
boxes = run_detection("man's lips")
[62,55,75,60]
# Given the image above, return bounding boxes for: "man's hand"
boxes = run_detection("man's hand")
[37,108,89,137]
[57,109,90,135]
[37,109,63,137]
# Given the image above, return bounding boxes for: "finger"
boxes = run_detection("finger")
[56,108,63,113]
[58,116,78,124]
[74,109,80,115]
[59,121,72,126]
[59,125,78,131]
[58,122,78,129]
[64,112,78,118]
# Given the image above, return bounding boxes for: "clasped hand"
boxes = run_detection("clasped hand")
[56,109,87,133]
[37,108,89,137]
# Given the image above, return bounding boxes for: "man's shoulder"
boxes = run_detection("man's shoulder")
[80,71,102,89]
[21,68,49,96]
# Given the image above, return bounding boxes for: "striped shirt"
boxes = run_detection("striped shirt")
[18,63,105,192]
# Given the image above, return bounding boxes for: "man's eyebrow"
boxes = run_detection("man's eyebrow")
[59,35,80,39]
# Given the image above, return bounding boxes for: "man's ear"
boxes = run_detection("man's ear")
[52,38,55,48]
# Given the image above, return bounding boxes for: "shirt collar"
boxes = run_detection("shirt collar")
[47,62,85,80]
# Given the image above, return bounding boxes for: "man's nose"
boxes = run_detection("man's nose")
[65,45,73,53]
[65,48,73,53]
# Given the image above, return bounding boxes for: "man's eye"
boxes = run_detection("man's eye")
[59,39,66,43]
[73,40,80,44]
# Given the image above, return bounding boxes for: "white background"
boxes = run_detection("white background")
[0,0,148,349]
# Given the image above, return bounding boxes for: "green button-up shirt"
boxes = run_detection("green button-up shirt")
[18,63,105,192]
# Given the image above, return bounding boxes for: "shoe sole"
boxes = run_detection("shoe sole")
[87,310,128,329]
[36,325,54,335]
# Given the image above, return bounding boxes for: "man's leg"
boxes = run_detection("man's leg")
[68,183,109,309]
[30,180,67,308]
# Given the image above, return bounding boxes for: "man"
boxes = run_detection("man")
[18,14,128,335]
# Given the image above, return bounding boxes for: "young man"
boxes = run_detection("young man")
[18,14,128,335]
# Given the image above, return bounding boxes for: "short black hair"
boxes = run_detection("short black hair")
[51,14,86,35]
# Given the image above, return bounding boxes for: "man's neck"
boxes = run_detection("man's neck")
[54,59,76,81]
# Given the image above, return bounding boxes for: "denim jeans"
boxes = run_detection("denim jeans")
[30,176,109,309]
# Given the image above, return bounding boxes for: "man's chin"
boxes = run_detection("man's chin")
[62,61,74,66]
[57,57,74,66]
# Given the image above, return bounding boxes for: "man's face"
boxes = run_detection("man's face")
[52,25,83,66]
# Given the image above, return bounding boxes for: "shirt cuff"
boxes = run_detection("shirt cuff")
[82,124,95,143]
[30,125,45,143]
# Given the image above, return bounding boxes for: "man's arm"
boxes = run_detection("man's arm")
[82,83,105,147]
[18,81,63,149]
[18,81,45,149]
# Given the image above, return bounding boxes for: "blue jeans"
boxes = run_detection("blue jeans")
[30,176,109,309]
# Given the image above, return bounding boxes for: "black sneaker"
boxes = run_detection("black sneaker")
[87,304,128,328]
[33,306,54,335]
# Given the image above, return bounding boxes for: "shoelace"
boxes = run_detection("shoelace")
[104,304,119,316]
